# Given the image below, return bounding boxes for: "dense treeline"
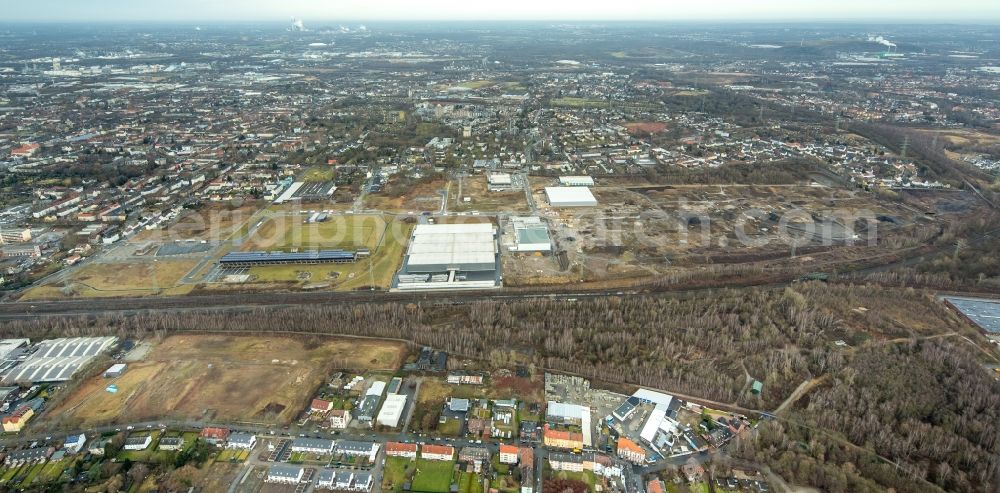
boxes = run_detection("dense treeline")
[646,158,822,185]
[2,285,994,492]
[0,285,976,410]
[733,341,1000,493]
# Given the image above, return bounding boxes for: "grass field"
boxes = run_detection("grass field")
[44,334,407,428]
[411,459,455,493]
[301,166,335,182]
[458,472,483,493]
[383,456,416,492]
[549,470,597,493]
[242,214,387,251]
[247,216,413,290]
[454,80,494,90]
[21,259,198,300]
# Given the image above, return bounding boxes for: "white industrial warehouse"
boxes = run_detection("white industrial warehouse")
[559,176,595,187]
[509,217,552,252]
[545,186,598,207]
[393,223,500,291]
[1,337,118,384]
[376,393,407,428]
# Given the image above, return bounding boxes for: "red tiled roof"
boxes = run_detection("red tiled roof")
[311,398,332,410]
[543,425,583,442]
[421,444,455,456]
[386,442,418,453]
[499,444,518,455]
[617,438,644,455]
[518,447,534,465]
[200,427,230,439]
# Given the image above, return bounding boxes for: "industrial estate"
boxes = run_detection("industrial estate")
[0,6,999,493]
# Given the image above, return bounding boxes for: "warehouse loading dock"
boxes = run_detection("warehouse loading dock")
[392,223,501,291]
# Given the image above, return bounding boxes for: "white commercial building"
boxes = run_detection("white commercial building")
[376,393,407,428]
[394,223,500,291]
[545,187,598,207]
[509,217,552,253]
[2,337,117,384]
[559,176,595,187]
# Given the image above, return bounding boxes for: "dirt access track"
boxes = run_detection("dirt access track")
[43,334,406,428]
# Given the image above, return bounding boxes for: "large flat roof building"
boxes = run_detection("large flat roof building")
[559,176,595,187]
[393,223,500,291]
[509,217,552,253]
[545,187,598,207]
[1,337,117,385]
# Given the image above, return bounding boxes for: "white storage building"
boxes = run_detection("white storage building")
[559,176,595,187]
[545,187,598,207]
[393,223,500,291]
[376,393,407,428]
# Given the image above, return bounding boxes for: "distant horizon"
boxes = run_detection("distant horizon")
[4,0,1000,24]
[2,19,1000,27]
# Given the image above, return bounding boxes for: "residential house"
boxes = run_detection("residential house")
[158,437,184,451]
[63,434,87,454]
[543,425,583,450]
[499,444,519,465]
[519,448,535,493]
[267,464,304,484]
[683,458,706,482]
[227,432,257,450]
[200,427,231,445]
[291,437,335,454]
[386,442,418,459]
[421,444,454,461]
[2,405,34,432]
[647,479,665,493]
[336,440,380,461]
[87,437,111,456]
[124,435,152,451]
[5,447,53,466]
[616,437,645,464]
[459,446,490,473]
[312,398,333,413]
[330,409,352,429]
[548,452,584,472]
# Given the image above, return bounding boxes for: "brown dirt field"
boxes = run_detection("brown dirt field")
[452,178,529,213]
[625,122,668,135]
[44,334,407,428]
[365,178,449,213]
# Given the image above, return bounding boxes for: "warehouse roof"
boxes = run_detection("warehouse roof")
[405,224,497,269]
[220,250,356,264]
[2,337,117,384]
[544,186,597,206]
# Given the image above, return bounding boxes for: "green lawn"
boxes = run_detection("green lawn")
[551,470,597,493]
[248,215,412,291]
[411,459,455,493]
[382,456,415,492]
[18,462,45,488]
[38,459,70,482]
[457,472,483,493]
[438,418,462,437]
[0,465,23,483]
[688,482,710,493]
[301,167,335,182]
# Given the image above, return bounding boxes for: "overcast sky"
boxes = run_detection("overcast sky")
[5,0,1000,23]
